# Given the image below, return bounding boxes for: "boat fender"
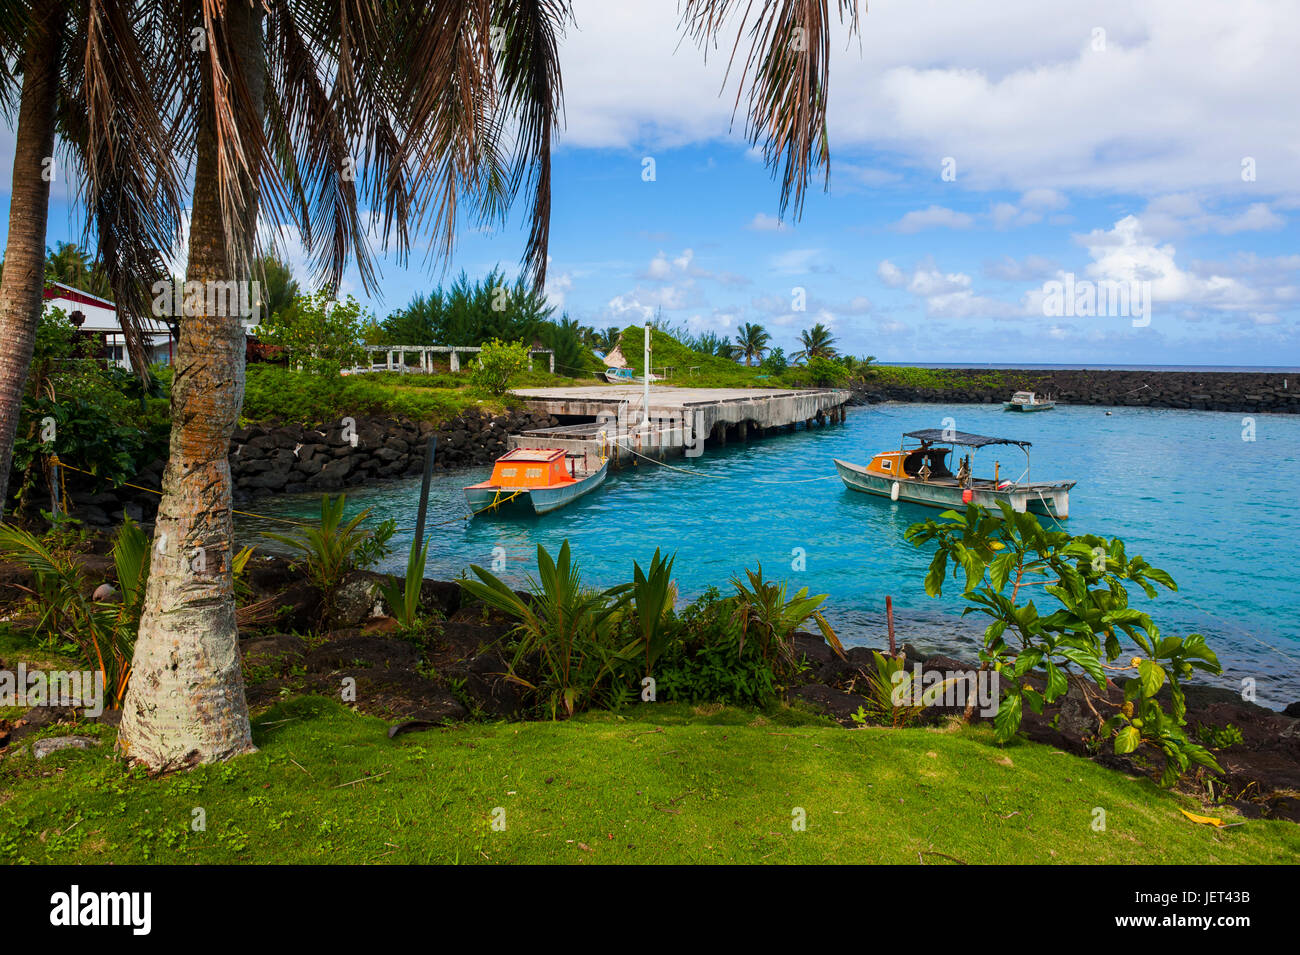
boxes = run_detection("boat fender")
[890,481,900,502]
[962,488,973,504]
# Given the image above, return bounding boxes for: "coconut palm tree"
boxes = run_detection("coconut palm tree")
[116,0,571,770]
[113,0,861,770]
[594,326,621,353]
[0,1,186,517]
[44,241,109,296]
[839,353,876,382]
[0,4,66,518]
[253,253,299,324]
[795,322,837,361]
[735,322,771,366]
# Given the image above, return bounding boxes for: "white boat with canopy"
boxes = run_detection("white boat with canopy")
[834,428,1075,519]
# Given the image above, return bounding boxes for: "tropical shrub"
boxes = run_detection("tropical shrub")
[257,290,369,373]
[471,338,531,396]
[794,355,849,387]
[1196,722,1244,750]
[372,268,601,377]
[760,347,788,375]
[730,565,843,675]
[0,519,151,708]
[655,588,780,707]
[262,494,395,625]
[10,309,168,511]
[905,502,1222,784]
[240,365,469,425]
[462,544,847,716]
[462,541,636,718]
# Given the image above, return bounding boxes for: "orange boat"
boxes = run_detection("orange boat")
[464,447,609,516]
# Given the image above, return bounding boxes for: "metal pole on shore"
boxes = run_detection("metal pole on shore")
[642,320,651,430]
[413,434,437,548]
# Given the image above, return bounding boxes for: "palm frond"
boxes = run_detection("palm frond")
[680,0,862,221]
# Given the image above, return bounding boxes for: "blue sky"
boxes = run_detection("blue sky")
[6,0,1299,366]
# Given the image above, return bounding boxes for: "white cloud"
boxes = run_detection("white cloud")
[986,189,1070,229]
[545,269,574,309]
[645,250,674,279]
[558,1,1300,200]
[769,248,830,275]
[878,260,907,287]
[879,258,1017,318]
[1139,194,1287,238]
[892,205,975,233]
[983,254,1059,281]
[1077,215,1251,307]
[747,212,788,232]
[604,294,655,323]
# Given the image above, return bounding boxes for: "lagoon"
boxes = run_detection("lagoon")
[238,402,1300,707]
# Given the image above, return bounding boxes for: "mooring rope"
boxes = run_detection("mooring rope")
[618,444,728,478]
[57,460,313,527]
[54,458,500,532]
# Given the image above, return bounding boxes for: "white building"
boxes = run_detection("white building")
[41,281,175,371]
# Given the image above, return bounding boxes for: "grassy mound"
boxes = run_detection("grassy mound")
[616,325,773,388]
[3,696,1294,864]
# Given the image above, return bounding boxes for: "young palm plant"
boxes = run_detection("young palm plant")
[730,564,844,673]
[630,548,677,677]
[0,518,151,708]
[380,534,431,633]
[851,651,926,729]
[463,540,636,719]
[262,494,394,626]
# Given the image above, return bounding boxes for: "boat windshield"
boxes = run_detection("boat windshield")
[902,446,952,477]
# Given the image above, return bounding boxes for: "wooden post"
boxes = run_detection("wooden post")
[413,435,437,548]
[886,596,897,657]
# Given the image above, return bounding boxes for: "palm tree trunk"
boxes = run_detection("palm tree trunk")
[0,7,63,519]
[117,1,264,771]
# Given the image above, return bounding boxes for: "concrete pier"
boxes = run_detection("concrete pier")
[507,385,850,466]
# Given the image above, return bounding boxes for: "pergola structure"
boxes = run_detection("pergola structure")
[354,344,555,374]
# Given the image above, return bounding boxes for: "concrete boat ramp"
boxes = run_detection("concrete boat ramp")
[508,384,851,467]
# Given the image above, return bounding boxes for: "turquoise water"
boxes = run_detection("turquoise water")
[237,403,1300,707]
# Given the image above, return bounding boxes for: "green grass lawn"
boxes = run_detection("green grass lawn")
[3,696,1295,864]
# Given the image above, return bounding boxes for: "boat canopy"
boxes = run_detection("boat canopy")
[903,428,1032,449]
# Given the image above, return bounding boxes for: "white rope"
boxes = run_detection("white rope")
[619,443,727,478]
[1034,490,1068,532]
[753,474,841,485]
[617,443,840,486]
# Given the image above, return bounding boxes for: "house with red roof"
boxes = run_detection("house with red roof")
[41,281,175,371]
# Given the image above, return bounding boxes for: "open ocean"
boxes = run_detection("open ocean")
[237,402,1300,707]
[877,362,1300,373]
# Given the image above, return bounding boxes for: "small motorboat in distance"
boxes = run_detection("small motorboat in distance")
[604,366,660,384]
[834,428,1075,519]
[1003,390,1055,412]
[464,447,609,516]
